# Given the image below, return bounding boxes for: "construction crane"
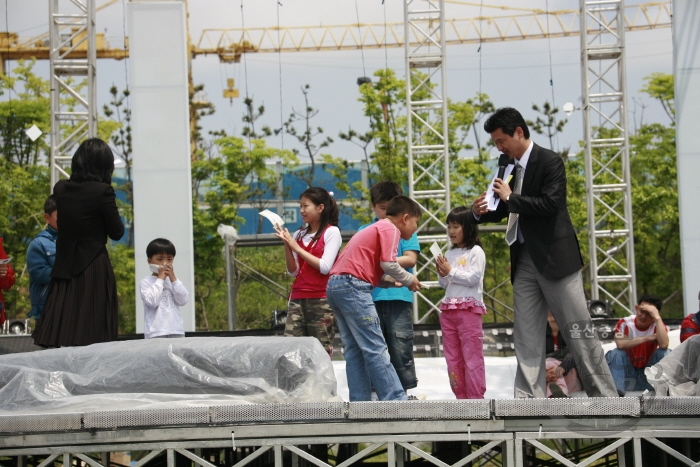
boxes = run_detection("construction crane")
[1,2,671,74]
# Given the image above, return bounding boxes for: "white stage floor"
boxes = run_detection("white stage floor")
[332,329,682,400]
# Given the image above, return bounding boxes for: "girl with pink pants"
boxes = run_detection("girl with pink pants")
[436,207,487,399]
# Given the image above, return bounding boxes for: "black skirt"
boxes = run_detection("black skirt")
[33,251,119,347]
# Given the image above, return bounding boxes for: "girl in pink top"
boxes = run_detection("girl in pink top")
[275,187,341,356]
[436,206,487,399]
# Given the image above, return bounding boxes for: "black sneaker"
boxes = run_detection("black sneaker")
[548,382,568,398]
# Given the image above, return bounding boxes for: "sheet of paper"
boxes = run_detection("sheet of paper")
[486,164,514,211]
[429,242,442,261]
[259,209,285,229]
[0,257,12,265]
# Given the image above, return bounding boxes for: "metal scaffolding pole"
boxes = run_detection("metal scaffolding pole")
[404,0,450,324]
[580,0,637,314]
[49,0,97,188]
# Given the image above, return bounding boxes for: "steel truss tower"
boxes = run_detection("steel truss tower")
[49,0,97,188]
[404,0,450,323]
[580,0,636,314]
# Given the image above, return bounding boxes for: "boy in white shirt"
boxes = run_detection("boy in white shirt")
[141,238,189,338]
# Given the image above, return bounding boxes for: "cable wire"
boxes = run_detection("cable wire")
[276,0,284,148]
[240,0,249,100]
[545,0,560,151]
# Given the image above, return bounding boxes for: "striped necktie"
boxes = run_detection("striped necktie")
[505,163,523,246]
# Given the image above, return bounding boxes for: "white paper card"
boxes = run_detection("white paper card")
[429,242,442,261]
[0,257,12,265]
[259,209,285,228]
[486,164,514,211]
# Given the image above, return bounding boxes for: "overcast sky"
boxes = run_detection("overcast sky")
[3,0,674,162]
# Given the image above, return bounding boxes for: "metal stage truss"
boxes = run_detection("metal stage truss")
[49,0,97,188]
[2,398,700,466]
[404,0,451,324]
[580,0,636,315]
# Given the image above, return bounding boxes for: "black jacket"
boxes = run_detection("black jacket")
[51,180,124,279]
[477,143,584,283]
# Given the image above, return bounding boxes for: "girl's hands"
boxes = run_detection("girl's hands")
[436,255,451,277]
[274,225,301,253]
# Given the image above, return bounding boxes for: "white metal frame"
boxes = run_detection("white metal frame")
[580,0,636,314]
[49,0,97,188]
[2,399,700,467]
[404,0,450,324]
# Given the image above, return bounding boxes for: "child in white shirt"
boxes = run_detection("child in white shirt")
[436,207,487,399]
[141,238,189,339]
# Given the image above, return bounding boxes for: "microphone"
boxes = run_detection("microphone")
[494,153,510,200]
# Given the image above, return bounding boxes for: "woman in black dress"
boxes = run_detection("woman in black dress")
[33,138,124,347]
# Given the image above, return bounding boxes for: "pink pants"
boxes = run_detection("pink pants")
[439,310,486,399]
[545,357,582,397]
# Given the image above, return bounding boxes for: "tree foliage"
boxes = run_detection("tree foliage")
[641,73,674,124]
[284,84,332,188]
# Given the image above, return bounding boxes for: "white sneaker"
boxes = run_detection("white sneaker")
[371,391,379,401]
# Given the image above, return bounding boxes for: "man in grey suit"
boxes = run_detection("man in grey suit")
[472,107,617,398]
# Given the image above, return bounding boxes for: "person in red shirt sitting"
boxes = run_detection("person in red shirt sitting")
[604,294,670,395]
[680,291,700,343]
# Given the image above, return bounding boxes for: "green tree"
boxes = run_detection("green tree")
[191,135,296,330]
[641,73,674,124]
[526,101,568,154]
[0,59,50,166]
[0,160,50,318]
[284,84,333,187]
[103,85,134,248]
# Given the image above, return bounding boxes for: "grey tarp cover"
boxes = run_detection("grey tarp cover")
[0,336,340,414]
[645,334,700,396]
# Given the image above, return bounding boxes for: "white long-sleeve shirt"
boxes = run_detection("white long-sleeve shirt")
[287,226,342,276]
[141,275,190,338]
[437,245,485,303]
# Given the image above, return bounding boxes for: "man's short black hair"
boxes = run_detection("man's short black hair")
[44,195,57,214]
[370,181,403,204]
[483,107,531,139]
[146,238,176,258]
[638,294,663,312]
[386,195,422,219]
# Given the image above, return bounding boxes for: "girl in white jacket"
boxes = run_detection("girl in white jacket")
[436,207,486,399]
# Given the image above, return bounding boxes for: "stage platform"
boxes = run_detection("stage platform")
[1,397,700,466]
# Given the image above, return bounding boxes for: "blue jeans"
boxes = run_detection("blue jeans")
[326,275,407,401]
[376,300,417,390]
[605,347,671,395]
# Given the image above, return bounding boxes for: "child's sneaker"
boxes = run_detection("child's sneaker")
[407,394,427,401]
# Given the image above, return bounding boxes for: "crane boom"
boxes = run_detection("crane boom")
[0,1,670,65]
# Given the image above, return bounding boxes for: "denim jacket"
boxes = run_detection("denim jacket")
[27,226,58,320]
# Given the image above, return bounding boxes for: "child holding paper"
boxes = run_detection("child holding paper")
[274,187,341,357]
[436,206,487,399]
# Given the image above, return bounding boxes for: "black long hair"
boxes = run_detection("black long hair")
[298,187,339,241]
[446,206,481,249]
[70,138,115,184]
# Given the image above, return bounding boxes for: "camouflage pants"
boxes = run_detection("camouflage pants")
[285,298,335,357]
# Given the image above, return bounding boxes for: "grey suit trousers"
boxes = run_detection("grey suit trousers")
[513,247,618,398]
